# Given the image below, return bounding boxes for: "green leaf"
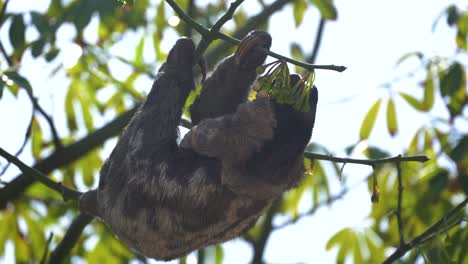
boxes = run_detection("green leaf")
[134,36,145,66]
[215,245,224,264]
[45,47,60,62]
[9,14,26,49]
[65,80,78,131]
[31,38,46,58]
[30,11,50,35]
[152,32,165,61]
[293,0,307,27]
[446,5,459,26]
[155,0,166,30]
[22,213,46,261]
[310,0,337,20]
[395,51,423,66]
[80,93,94,131]
[399,92,424,111]
[456,14,468,50]
[0,79,4,99]
[290,43,304,61]
[441,62,465,97]
[31,118,43,159]
[422,66,435,111]
[14,226,30,263]
[0,212,14,256]
[4,71,33,93]
[359,99,381,140]
[386,98,398,136]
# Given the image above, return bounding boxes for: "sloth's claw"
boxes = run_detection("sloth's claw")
[234,31,272,68]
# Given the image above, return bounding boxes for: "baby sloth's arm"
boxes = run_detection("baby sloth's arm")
[181,98,276,163]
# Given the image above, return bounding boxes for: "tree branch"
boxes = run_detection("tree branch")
[48,213,94,264]
[165,0,346,72]
[184,0,196,37]
[304,152,429,166]
[383,197,468,264]
[0,148,82,201]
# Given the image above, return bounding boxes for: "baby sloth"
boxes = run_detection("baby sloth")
[80,31,318,260]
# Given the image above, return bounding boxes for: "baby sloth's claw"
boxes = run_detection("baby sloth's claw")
[234,31,272,68]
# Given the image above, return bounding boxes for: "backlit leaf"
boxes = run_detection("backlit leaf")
[399,92,424,111]
[0,212,14,256]
[22,213,46,261]
[215,245,224,264]
[422,66,435,111]
[359,99,381,140]
[293,0,307,27]
[310,0,337,20]
[155,0,166,30]
[134,36,145,66]
[31,118,43,159]
[386,98,398,136]
[395,51,423,66]
[290,43,304,61]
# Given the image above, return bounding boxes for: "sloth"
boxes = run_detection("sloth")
[80,31,318,260]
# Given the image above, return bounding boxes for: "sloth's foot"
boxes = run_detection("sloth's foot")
[234,31,272,69]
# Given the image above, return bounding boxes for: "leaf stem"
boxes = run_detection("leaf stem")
[165,0,346,72]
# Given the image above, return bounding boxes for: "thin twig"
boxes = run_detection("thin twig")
[205,0,293,64]
[194,0,245,60]
[252,199,280,263]
[0,0,12,66]
[383,197,468,264]
[308,17,325,65]
[165,0,346,72]
[371,165,379,203]
[48,213,94,264]
[273,187,350,230]
[396,160,405,246]
[0,108,34,176]
[0,147,82,201]
[304,152,429,166]
[26,91,63,150]
[40,233,54,264]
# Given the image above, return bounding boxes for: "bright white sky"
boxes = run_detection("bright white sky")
[0,0,467,263]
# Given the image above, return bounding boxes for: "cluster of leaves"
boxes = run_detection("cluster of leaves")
[0,0,156,262]
[253,60,315,112]
[325,5,468,263]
